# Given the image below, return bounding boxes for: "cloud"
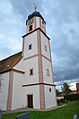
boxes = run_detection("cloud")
[0,0,79,88]
[0,0,25,59]
[55,78,79,91]
[0,0,12,16]
[0,34,21,51]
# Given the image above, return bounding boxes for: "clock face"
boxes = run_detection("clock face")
[28,18,34,25]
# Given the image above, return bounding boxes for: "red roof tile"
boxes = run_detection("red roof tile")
[0,52,22,74]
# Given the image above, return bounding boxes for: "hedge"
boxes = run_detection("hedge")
[57,99,65,106]
[64,94,79,101]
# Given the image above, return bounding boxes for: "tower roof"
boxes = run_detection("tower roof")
[26,11,46,25]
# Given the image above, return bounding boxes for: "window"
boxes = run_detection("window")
[28,44,32,50]
[29,25,32,31]
[49,88,51,92]
[29,69,33,75]
[46,69,49,76]
[45,45,47,51]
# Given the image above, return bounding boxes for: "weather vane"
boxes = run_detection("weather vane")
[34,3,37,11]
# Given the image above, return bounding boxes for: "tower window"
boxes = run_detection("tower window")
[29,25,32,31]
[28,44,32,50]
[46,69,49,76]
[29,69,33,75]
[49,88,51,92]
[45,45,47,51]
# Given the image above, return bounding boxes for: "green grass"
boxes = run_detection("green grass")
[2,101,79,119]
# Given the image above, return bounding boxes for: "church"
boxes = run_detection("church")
[0,10,57,111]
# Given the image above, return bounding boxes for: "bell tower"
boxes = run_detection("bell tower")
[26,11,46,33]
[22,10,57,110]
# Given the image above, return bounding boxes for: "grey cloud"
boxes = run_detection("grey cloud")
[9,0,43,19]
[1,0,79,85]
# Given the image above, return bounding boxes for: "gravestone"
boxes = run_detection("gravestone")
[16,112,30,119]
[73,114,78,119]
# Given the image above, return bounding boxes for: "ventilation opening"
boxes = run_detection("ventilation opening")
[30,69,33,75]
[49,88,51,92]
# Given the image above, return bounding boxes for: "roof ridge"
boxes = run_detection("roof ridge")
[0,51,22,74]
[0,51,22,62]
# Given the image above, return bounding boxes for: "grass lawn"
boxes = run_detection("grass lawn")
[2,101,79,119]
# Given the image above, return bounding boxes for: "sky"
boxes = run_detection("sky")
[0,0,79,91]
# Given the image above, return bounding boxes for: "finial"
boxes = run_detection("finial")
[34,3,37,12]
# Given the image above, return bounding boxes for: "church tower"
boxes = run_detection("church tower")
[22,10,57,110]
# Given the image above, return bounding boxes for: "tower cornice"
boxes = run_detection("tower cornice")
[22,27,50,40]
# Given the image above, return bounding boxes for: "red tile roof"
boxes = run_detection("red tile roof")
[0,52,22,74]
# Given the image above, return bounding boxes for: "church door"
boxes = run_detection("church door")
[27,95,33,108]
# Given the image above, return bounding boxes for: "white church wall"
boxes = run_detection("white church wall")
[36,17,40,28]
[14,58,24,71]
[0,72,9,110]
[40,19,46,33]
[12,72,25,110]
[42,57,53,84]
[23,56,39,84]
[44,85,57,109]
[23,85,40,109]
[0,80,1,109]
[24,31,38,58]
[40,32,50,60]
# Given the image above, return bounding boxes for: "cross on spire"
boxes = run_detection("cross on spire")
[34,3,37,11]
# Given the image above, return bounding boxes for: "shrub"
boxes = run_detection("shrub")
[64,94,79,101]
[57,99,65,106]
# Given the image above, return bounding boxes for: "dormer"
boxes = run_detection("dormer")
[26,11,46,33]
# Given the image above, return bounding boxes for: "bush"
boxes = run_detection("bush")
[64,94,79,101]
[57,99,65,106]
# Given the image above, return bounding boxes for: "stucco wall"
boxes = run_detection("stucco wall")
[23,56,39,84]
[12,71,25,110]
[0,81,1,109]
[41,32,50,59]
[44,85,57,109]
[42,57,53,84]
[0,72,9,110]
[36,17,40,28]
[23,85,40,109]
[40,19,46,33]
[14,58,24,71]
[24,31,38,58]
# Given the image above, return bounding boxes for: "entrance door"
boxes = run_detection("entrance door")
[27,95,33,108]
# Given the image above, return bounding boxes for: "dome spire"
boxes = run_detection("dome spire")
[34,3,37,12]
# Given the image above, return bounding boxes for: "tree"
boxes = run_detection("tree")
[56,89,62,96]
[61,83,71,95]
[56,89,60,96]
